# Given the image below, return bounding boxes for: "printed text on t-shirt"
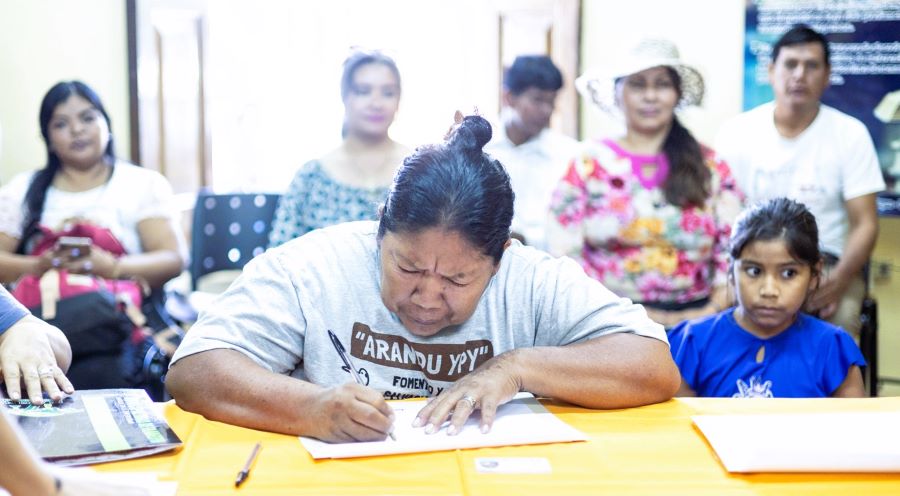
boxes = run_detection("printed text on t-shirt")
[350,322,494,382]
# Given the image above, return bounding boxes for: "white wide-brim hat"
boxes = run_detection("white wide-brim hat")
[575,38,705,116]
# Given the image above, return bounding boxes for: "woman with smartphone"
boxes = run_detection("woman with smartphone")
[0,81,186,393]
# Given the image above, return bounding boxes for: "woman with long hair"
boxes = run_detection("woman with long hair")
[548,39,745,327]
[0,81,186,390]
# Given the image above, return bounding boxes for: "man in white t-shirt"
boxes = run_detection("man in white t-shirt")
[716,25,885,337]
[486,55,579,251]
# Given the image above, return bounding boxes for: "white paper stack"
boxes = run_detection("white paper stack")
[693,412,900,473]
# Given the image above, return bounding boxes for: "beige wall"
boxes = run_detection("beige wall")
[0,0,744,183]
[872,217,900,395]
[0,0,130,184]
[580,0,746,145]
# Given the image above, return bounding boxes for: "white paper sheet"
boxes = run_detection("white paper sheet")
[693,412,900,473]
[93,472,178,496]
[299,393,587,459]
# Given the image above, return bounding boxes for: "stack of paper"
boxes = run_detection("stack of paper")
[693,412,900,472]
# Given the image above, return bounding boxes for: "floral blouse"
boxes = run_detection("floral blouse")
[268,160,389,247]
[547,139,745,305]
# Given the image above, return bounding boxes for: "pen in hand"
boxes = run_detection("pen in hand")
[235,442,262,488]
[327,329,396,441]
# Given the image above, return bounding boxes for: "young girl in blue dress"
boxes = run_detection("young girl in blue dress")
[668,197,865,397]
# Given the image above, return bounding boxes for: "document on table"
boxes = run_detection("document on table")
[299,393,587,459]
[2,389,181,466]
[693,412,900,473]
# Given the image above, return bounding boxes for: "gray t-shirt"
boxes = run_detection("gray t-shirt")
[172,221,667,400]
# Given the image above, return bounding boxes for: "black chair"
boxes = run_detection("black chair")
[189,191,281,290]
[859,296,878,397]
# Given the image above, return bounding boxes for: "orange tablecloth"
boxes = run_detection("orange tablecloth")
[95,397,900,495]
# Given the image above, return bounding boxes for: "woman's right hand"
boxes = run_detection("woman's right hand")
[29,250,60,276]
[308,383,395,443]
[0,315,74,404]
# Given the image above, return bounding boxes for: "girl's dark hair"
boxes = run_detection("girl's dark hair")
[17,81,116,254]
[377,115,514,263]
[729,197,821,272]
[659,67,709,208]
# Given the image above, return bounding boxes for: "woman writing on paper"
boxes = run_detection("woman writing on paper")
[168,114,680,442]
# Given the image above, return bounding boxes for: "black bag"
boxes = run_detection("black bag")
[12,223,182,399]
[127,290,184,400]
[29,290,132,358]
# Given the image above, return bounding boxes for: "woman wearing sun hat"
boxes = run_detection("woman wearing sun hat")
[547,38,745,328]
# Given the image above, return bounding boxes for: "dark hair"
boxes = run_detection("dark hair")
[17,81,116,253]
[503,55,563,95]
[772,24,830,66]
[659,67,709,208]
[377,115,514,264]
[729,198,821,273]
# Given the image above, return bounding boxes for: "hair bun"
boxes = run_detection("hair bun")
[447,115,492,154]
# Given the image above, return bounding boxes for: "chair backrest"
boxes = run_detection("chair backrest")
[859,261,878,397]
[189,192,281,290]
[859,296,878,397]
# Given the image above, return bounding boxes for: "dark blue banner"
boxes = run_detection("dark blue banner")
[744,1,900,191]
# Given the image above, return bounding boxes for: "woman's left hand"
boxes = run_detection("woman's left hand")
[413,351,522,436]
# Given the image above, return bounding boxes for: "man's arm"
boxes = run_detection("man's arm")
[166,349,395,442]
[809,193,879,317]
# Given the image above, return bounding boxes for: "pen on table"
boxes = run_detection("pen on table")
[234,442,262,488]
[327,329,397,441]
